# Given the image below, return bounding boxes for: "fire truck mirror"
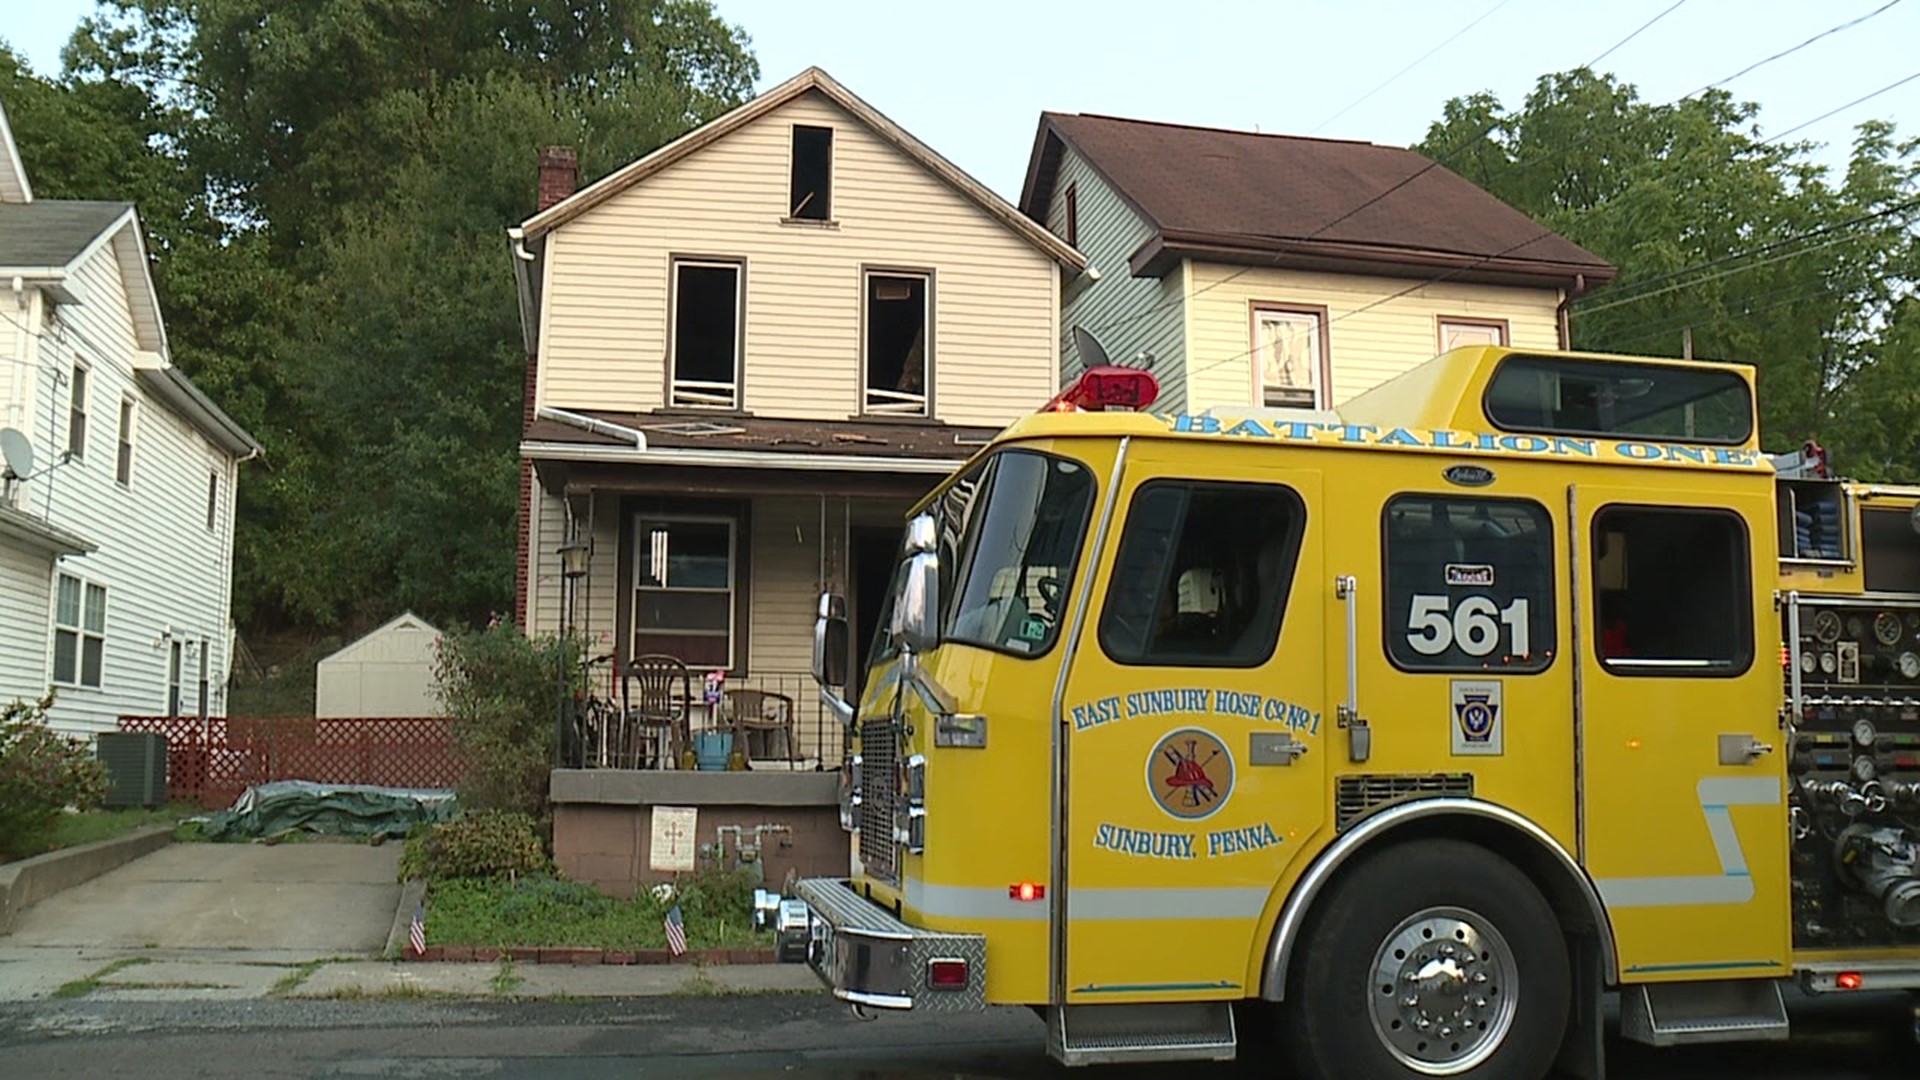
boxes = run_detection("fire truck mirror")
[813,591,849,689]
[895,552,941,654]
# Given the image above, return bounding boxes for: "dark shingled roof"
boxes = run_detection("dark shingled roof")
[524,412,1000,461]
[1021,114,1615,287]
[0,200,129,267]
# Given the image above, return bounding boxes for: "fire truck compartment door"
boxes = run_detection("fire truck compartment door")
[1571,483,1790,982]
[1055,456,1326,1003]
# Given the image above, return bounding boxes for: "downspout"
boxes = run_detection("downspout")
[1557,273,1588,350]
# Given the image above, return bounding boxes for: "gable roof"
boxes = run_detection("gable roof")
[1020,112,1615,289]
[0,200,132,267]
[0,97,29,204]
[519,66,1084,271]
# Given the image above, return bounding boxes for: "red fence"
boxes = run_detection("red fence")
[117,716,464,809]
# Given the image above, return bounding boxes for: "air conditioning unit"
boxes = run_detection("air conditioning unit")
[96,732,168,808]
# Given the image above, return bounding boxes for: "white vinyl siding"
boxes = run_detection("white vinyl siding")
[1047,149,1187,410]
[0,545,54,706]
[1185,264,1562,412]
[11,230,242,734]
[537,94,1059,428]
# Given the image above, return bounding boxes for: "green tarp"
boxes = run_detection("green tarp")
[200,780,460,841]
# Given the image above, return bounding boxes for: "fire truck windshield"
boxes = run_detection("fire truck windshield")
[938,449,1096,657]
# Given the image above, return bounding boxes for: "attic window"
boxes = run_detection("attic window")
[864,272,929,416]
[790,125,833,221]
[1063,183,1078,246]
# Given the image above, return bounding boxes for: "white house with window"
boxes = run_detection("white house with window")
[1017,112,1617,414]
[0,98,261,735]
[506,67,1086,766]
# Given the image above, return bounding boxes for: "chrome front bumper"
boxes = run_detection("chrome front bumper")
[794,877,987,1011]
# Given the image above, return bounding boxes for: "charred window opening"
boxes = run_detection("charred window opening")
[790,125,832,220]
[865,273,928,415]
[670,260,740,408]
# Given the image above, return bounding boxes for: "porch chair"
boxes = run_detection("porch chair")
[723,688,796,766]
[620,654,692,769]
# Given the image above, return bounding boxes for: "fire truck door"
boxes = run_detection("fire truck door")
[1054,459,1327,1004]
[1571,484,1790,980]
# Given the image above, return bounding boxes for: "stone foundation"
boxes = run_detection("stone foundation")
[550,769,848,898]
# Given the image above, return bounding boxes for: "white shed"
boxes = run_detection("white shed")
[315,612,446,718]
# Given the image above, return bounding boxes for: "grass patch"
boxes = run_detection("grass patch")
[50,957,151,999]
[107,981,227,991]
[269,959,329,996]
[38,804,199,854]
[313,981,450,1001]
[425,875,773,951]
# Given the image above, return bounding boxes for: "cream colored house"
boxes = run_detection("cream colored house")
[507,68,1085,765]
[1018,113,1616,413]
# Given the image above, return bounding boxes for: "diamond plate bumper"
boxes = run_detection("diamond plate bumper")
[794,877,987,1012]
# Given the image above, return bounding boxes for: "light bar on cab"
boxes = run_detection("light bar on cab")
[1043,366,1160,413]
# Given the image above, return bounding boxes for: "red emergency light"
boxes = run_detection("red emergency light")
[1043,366,1160,413]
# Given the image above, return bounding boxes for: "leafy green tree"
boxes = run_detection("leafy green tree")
[34,2,759,632]
[1417,69,1920,473]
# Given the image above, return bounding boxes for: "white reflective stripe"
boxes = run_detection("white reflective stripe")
[902,881,1270,922]
[905,880,1047,922]
[1070,887,1271,921]
[1593,776,1780,909]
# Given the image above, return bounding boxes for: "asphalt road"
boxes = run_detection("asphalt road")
[0,990,1913,1079]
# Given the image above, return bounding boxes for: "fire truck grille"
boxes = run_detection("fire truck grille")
[1336,773,1475,831]
[859,719,899,882]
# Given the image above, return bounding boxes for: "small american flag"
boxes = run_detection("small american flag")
[409,903,427,956]
[664,903,687,956]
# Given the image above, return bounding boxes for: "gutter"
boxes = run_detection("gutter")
[135,366,263,459]
[534,407,647,449]
[1557,273,1589,350]
[517,440,962,474]
[507,227,540,358]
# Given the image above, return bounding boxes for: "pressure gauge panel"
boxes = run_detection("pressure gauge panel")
[1902,652,1920,680]
[1876,611,1904,646]
[1813,610,1843,645]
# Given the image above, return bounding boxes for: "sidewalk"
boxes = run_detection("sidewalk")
[0,945,821,1002]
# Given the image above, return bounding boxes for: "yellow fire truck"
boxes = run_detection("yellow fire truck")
[794,344,1920,1079]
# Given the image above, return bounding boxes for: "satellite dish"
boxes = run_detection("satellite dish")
[1072,326,1114,369]
[0,428,32,480]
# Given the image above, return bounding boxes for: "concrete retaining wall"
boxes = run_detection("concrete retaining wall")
[0,825,174,934]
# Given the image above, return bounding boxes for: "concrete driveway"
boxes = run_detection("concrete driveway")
[5,841,401,955]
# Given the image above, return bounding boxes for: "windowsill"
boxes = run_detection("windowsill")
[848,412,937,426]
[779,216,840,229]
[652,406,754,419]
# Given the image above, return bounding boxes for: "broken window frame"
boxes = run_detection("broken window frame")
[861,268,932,418]
[788,124,834,222]
[667,257,744,410]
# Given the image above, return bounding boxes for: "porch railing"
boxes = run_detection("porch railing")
[561,668,850,772]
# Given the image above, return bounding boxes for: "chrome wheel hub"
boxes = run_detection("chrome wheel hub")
[1367,906,1519,1075]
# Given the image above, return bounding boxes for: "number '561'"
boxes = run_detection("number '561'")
[1406,594,1531,657]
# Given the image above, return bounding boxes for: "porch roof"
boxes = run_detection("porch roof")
[522,409,1002,466]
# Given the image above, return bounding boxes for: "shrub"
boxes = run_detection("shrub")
[400,809,549,882]
[431,620,581,819]
[0,696,110,860]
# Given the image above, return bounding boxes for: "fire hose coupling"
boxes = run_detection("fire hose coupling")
[1836,824,1920,928]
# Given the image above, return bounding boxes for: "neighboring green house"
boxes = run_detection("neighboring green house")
[1018,113,1617,415]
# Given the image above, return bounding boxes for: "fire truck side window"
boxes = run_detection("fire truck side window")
[1591,506,1752,675]
[1383,495,1555,673]
[1097,481,1305,667]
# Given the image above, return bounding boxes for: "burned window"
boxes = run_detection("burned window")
[670,260,740,408]
[1592,506,1751,676]
[1384,496,1555,673]
[864,272,929,416]
[790,125,832,220]
[1099,482,1305,668]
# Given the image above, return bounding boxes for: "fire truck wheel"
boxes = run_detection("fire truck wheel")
[1279,839,1569,1080]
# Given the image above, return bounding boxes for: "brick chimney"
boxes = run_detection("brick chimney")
[537,146,578,211]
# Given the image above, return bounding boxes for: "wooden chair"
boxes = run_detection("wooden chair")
[724,688,796,766]
[621,654,691,769]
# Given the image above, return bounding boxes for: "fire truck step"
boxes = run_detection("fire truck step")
[1046,1001,1237,1066]
[1619,979,1790,1047]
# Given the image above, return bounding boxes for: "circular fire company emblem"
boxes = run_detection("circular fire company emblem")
[1147,728,1234,821]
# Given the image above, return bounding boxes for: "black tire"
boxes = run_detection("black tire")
[1277,839,1570,1080]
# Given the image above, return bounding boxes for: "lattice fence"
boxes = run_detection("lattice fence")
[117,716,463,809]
